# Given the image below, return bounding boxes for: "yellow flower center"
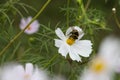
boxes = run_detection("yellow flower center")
[66,37,75,45]
[91,59,106,73]
[24,74,30,79]
[27,26,31,30]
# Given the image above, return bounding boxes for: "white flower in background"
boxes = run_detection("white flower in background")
[54,26,92,62]
[0,63,49,80]
[80,56,114,80]
[98,37,120,71]
[19,16,40,34]
[53,75,66,80]
[80,36,120,80]
[80,66,113,80]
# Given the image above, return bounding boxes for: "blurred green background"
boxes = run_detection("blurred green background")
[0,0,120,80]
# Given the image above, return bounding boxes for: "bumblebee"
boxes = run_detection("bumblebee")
[68,28,79,40]
[66,27,80,45]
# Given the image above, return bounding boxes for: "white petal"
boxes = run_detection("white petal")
[65,27,73,36]
[52,75,66,80]
[20,18,26,29]
[31,20,40,30]
[69,48,81,62]
[73,40,92,57]
[80,69,112,80]
[99,36,120,57]
[54,39,63,48]
[21,18,26,24]
[0,64,24,80]
[25,63,33,75]
[31,68,40,80]
[32,20,40,28]
[98,37,120,71]
[31,21,40,29]
[1,71,17,80]
[55,28,66,40]
[31,69,49,80]
[58,44,69,58]
[27,16,32,23]
[13,65,24,76]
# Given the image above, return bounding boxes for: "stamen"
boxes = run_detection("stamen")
[24,74,30,79]
[66,37,75,45]
[91,59,106,73]
[27,26,31,30]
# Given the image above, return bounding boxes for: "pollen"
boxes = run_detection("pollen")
[91,59,106,73]
[66,37,75,45]
[24,74,30,79]
[27,26,31,30]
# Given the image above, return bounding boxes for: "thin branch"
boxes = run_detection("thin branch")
[0,0,52,56]
[85,0,91,11]
[66,0,70,28]
[43,54,59,68]
[113,13,120,29]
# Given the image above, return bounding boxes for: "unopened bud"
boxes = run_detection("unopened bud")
[112,8,116,14]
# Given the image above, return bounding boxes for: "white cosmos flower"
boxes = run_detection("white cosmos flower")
[52,75,66,80]
[54,26,92,62]
[80,36,120,80]
[80,68,113,80]
[0,63,49,80]
[19,16,40,34]
[98,37,120,71]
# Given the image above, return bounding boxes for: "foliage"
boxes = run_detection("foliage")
[0,0,120,80]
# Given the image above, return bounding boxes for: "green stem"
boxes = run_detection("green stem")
[0,0,51,56]
[77,0,88,21]
[88,20,104,28]
[44,54,59,68]
[80,0,87,19]
[66,0,70,28]
[113,13,120,29]
[85,0,91,11]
